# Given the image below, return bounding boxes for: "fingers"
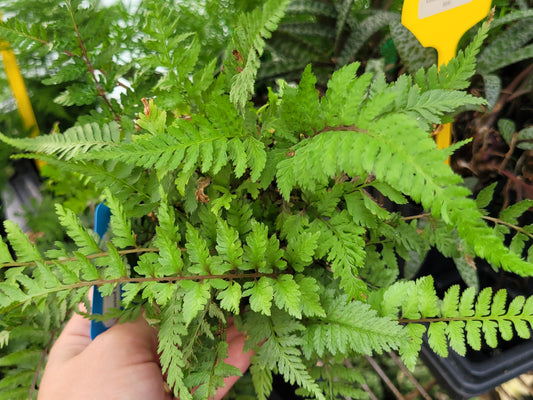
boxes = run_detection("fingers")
[93,313,160,365]
[225,320,242,342]
[46,305,251,400]
[46,313,92,366]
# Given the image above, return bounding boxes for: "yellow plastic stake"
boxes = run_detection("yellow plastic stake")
[0,11,40,139]
[402,0,492,152]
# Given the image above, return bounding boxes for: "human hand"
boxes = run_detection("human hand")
[38,312,253,400]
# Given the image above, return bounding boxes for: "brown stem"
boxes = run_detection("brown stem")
[388,352,432,400]
[344,359,380,400]
[364,355,405,400]
[398,313,528,323]
[482,215,533,241]
[361,383,380,400]
[1,248,161,268]
[4,272,279,312]
[75,272,278,289]
[319,123,367,135]
[405,380,438,400]
[498,132,518,174]
[400,213,431,221]
[65,1,121,122]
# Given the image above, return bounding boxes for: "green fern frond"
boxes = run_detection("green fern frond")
[499,199,533,226]
[95,242,128,281]
[103,190,136,249]
[322,211,367,299]
[3,221,41,263]
[250,364,273,400]
[153,199,183,277]
[216,219,243,272]
[0,16,50,52]
[275,65,533,277]
[272,274,302,318]
[376,276,533,367]
[242,221,268,271]
[321,62,373,127]
[158,292,192,400]
[404,87,486,126]
[228,0,291,110]
[429,16,490,90]
[303,290,405,358]
[0,239,14,264]
[0,122,120,160]
[217,281,242,314]
[246,310,325,400]
[271,65,322,142]
[55,204,100,256]
[181,280,211,326]
[243,276,274,316]
[185,223,213,276]
[301,361,367,400]
[92,98,266,184]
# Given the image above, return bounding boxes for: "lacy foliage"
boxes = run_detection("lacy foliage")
[0,2,531,400]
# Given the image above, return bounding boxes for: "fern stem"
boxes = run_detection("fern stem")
[364,355,405,400]
[400,213,431,221]
[319,123,367,135]
[91,272,278,287]
[0,248,161,268]
[388,352,432,400]
[482,215,533,241]
[4,272,279,311]
[182,297,213,361]
[399,314,530,324]
[65,0,121,122]
[361,383,380,400]
[345,359,380,400]
[0,23,76,58]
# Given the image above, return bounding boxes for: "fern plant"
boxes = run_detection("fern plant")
[1,1,533,399]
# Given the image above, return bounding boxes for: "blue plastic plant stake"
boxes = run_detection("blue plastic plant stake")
[94,203,111,239]
[90,203,121,339]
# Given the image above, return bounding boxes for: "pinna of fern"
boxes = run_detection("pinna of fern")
[2,3,533,400]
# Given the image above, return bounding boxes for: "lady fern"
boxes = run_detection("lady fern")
[371,275,533,369]
[0,1,533,399]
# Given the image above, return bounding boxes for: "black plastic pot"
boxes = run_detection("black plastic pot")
[415,249,533,399]
[269,374,305,400]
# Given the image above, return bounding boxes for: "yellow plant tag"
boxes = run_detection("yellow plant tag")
[0,10,44,169]
[0,11,39,139]
[402,0,491,151]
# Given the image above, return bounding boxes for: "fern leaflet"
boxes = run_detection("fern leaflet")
[0,122,120,160]
[228,0,291,111]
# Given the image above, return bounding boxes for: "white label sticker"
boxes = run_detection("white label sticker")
[418,0,472,19]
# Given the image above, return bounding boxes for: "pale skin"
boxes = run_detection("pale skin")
[38,312,253,400]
